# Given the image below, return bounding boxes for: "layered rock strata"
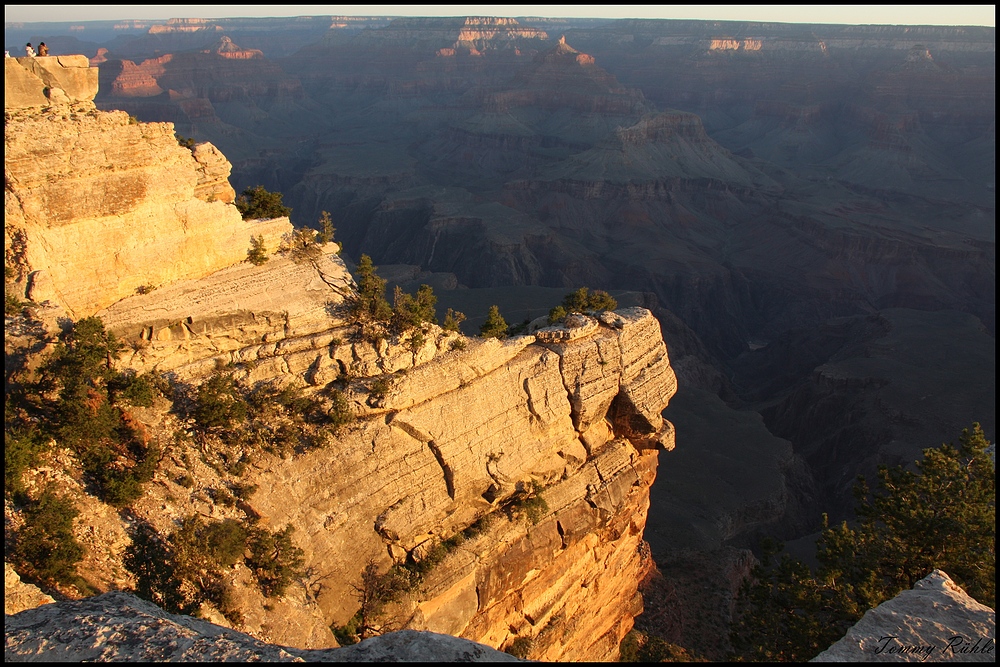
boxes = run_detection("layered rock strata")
[246,308,676,660]
[4,55,98,108]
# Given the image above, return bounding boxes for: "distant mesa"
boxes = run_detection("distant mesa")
[208,36,263,60]
[149,17,223,34]
[435,16,548,57]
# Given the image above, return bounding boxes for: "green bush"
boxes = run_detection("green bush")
[109,370,158,407]
[125,521,190,614]
[5,427,47,498]
[327,389,355,431]
[235,185,292,221]
[547,305,567,325]
[247,235,269,265]
[331,611,362,646]
[171,515,249,581]
[347,255,392,325]
[247,525,305,598]
[391,284,437,333]
[201,519,248,567]
[12,489,85,587]
[562,287,617,314]
[282,227,322,263]
[442,308,466,333]
[523,493,549,525]
[316,211,336,245]
[479,305,508,339]
[193,372,248,431]
[505,637,533,659]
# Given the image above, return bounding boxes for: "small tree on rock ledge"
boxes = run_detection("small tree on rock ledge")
[247,235,268,265]
[479,305,508,339]
[235,185,291,221]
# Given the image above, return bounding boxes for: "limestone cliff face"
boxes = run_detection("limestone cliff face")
[5,56,288,319]
[4,55,98,108]
[243,308,675,660]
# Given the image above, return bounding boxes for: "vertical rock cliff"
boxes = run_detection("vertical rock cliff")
[5,56,679,662]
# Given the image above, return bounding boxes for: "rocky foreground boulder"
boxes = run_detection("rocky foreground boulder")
[812,570,995,662]
[3,591,518,662]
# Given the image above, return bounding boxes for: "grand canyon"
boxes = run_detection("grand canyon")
[4,13,995,661]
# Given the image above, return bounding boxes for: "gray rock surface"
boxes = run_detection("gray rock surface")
[4,590,520,662]
[812,570,995,662]
[4,563,55,616]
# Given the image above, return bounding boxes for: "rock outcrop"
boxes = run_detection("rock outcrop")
[4,55,98,108]
[4,563,55,616]
[3,591,519,662]
[812,570,995,662]
[5,56,289,319]
[234,308,675,661]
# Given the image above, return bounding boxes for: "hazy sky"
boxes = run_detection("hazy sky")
[4,5,997,27]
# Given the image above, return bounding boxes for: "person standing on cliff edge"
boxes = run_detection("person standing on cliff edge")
[25,43,35,57]
[37,42,49,56]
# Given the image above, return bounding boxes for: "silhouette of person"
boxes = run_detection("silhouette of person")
[38,42,49,56]
[25,43,35,57]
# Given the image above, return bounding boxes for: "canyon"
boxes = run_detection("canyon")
[4,14,995,659]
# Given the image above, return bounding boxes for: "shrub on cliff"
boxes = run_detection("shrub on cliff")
[282,227,323,263]
[346,254,392,326]
[235,185,291,221]
[247,235,269,265]
[730,424,996,661]
[442,308,466,333]
[125,520,191,615]
[246,525,305,598]
[11,489,85,588]
[31,317,159,507]
[5,427,47,499]
[193,372,248,431]
[391,284,437,333]
[562,286,617,314]
[479,305,508,339]
[316,211,336,246]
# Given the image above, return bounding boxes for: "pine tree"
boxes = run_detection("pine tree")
[247,235,269,265]
[316,211,336,245]
[480,305,508,339]
[234,185,291,220]
[442,308,466,332]
[562,287,617,313]
[347,255,392,325]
